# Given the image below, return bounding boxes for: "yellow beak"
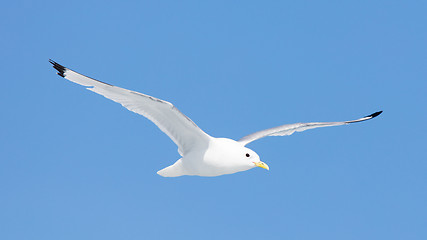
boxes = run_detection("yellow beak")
[254,161,269,170]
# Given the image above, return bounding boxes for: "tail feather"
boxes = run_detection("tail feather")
[157,159,186,177]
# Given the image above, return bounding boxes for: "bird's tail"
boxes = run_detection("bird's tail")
[157,159,186,177]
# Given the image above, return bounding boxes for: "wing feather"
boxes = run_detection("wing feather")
[49,60,211,155]
[238,111,382,145]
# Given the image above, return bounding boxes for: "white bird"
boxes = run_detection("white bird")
[49,60,382,177]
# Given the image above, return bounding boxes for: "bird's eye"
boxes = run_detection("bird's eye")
[246,153,250,157]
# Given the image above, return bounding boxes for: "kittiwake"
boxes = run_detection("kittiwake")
[49,60,382,177]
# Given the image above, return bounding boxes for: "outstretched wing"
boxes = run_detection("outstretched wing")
[49,60,211,155]
[238,111,382,146]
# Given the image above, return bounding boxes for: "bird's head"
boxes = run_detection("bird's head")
[210,138,269,174]
[242,148,269,171]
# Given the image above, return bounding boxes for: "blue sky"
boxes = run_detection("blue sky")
[1,0,426,239]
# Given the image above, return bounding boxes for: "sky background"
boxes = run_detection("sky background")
[1,1,426,239]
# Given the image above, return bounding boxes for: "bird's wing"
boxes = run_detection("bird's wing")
[238,111,382,146]
[49,60,211,155]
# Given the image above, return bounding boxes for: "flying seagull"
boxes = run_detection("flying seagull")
[49,60,382,177]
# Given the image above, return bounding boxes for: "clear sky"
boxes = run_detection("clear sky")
[1,1,426,239]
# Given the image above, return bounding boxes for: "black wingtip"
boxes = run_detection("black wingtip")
[366,111,383,119]
[49,59,66,77]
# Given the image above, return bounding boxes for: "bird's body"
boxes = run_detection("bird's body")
[158,138,260,177]
[49,60,382,177]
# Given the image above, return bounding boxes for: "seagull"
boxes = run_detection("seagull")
[49,60,382,177]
